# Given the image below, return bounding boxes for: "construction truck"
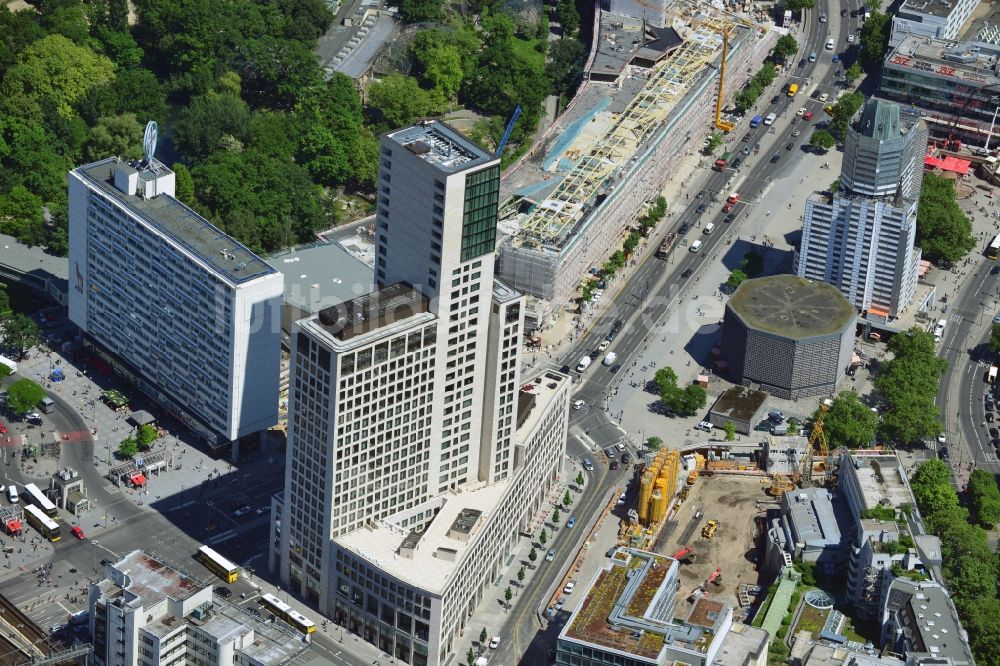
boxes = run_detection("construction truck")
[713,151,733,171]
[687,471,699,485]
[702,520,718,539]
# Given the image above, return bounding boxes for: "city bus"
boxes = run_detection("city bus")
[259,593,316,634]
[988,234,1000,260]
[24,504,60,542]
[22,483,57,519]
[195,545,239,583]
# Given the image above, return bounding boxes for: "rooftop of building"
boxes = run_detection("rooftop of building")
[899,0,964,19]
[855,99,904,140]
[0,232,68,283]
[196,600,307,664]
[802,643,905,666]
[492,279,521,303]
[335,372,569,593]
[314,281,430,343]
[710,623,769,666]
[562,549,728,660]
[842,452,913,510]
[267,235,375,316]
[886,32,1000,88]
[709,386,769,422]
[108,550,203,610]
[75,158,276,286]
[888,578,971,663]
[384,122,495,173]
[727,276,857,339]
[589,13,647,80]
[783,487,843,549]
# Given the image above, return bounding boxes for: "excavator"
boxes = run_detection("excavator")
[673,546,696,563]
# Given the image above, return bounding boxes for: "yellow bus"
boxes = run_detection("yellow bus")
[24,504,60,542]
[195,545,239,583]
[260,593,316,634]
[787,83,799,97]
[987,234,1000,260]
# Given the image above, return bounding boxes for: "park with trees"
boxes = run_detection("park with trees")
[0,0,589,257]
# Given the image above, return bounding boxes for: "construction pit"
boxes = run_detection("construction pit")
[651,474,773,620]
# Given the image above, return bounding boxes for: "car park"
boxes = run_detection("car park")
[546,549,556,561]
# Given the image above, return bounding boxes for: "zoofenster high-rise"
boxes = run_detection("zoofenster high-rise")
[796,99,928,320]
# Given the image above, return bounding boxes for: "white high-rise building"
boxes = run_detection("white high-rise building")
[68,157,283,447]
[795,100,928,320]
[272,122,570,666]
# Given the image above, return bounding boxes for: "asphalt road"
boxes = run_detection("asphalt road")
[493,2,862,663]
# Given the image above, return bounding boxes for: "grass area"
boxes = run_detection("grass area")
[795,603,828,637]
[510,36,547,71]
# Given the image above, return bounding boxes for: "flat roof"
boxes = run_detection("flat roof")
[316,282,428,341]
[335,374,568,593]
[75,159,276,286]
[710,387,768,422]
[784,487,842,549]
[198,601,307,664]
[711,623,769,666]
[268,240,374,315]
[111,550,202,609]
[899,0,962,19]
[845,453,913,510]
[385,122,495,173]
[886,33,1000,89]
[0,232,68,281]
[727,276,856,339]
[889,579,972,663]
[590,12,646,79]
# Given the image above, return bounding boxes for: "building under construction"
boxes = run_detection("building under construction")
[497,1,779,312]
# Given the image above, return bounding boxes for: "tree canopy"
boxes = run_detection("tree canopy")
[6,378,44,414]
[860,10,891,65]
[821,391,877,448]
[875,327,946,444]
[809,129,836,151]
[653,367,707,416]
[829,92,864,140]
[773,34,798,61]
[916,173,976,263]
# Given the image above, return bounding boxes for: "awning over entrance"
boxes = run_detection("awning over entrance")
[6,519,21,534]
[130,473,146,486]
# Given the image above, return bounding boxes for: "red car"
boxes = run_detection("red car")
[723,202,734,213]
[71,526,84,540]
[803,111,814,121]
[0,422,6,435]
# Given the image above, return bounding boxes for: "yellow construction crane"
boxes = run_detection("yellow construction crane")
[803,405,830,485]
[706,17,757,134]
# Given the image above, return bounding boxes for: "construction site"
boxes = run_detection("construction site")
[496,0,780,320]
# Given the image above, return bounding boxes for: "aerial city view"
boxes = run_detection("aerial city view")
[1,0,999,662]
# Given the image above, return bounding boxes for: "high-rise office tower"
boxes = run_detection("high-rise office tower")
[68,156,283,447]
[272,122,570,666]
[795,100,928,320]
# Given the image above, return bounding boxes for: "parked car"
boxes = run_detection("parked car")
[215,586,233,598]
[563,582,576,594]
[546,549,556,561]
[696,421,714,432]
[621,452,631,464]
[696,203,708,214]
[786,142,794,150]
[609,460,620,470]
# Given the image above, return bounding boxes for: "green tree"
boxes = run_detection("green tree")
[85,113,144,161]
[916,173,976,263]
[528,547,537,564]
[411,39,464,101]
[991,323,1000,354]
[1,313,41,359]
[726,270,748,289]
[546,38,585,97]
[466,648,475,666]
[968,469,1000,528]
[0,285,10,318]
[575,472,584,486]
[6,378,44,415]
[539,528,547,545]
[653,367,706,416]
[753,63,777,89]
[960,597,1000,662]
[479,627,488,645]
[367,74,433,129]
[860,10,891,65]
[822,391,877,447]
[875,328,946,444]
[809,129,837,151]
[173,93,251,161]
[0,187,45,247]
[844,62,863,85]
[646,436,662,451]
[706,131,724,152]
[504,586,513,609]
[118,436,139,459]
[391,0,442,23]
[563,490,572,507]
[784,0,815,10]
[517,566,525,586]
[556,0,580,35]
[137,423,158,448]
[829,92,864,140]
[552,506,561,522]
[172,163,195,205]
[0,365,9,382]
[724,421,736,441]
[735,82,762,113]
[772,34,798,61]
[0,35,115,119]
[107,0,128,31]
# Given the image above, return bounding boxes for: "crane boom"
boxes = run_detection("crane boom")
[495,105,522,157]
[714,28,735,133]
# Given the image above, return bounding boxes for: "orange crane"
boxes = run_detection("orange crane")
[706,567,722,586]
[713,26,736,133]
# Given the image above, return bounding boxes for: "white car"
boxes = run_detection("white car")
[489,636,501,649]
[598,339,611,352]
[696,421,714,432]
[847,34,855,43]
[617,492,627,505]
[26,412,42,424]
[796,107,806,117]
[572,400,585,411]
[563,581,576,594]
[937,433,947,444]
[234,505,252,517]
[819,93,829,103]
[791,129,801,137]
[545,549,556,561]
[616,442,626,451]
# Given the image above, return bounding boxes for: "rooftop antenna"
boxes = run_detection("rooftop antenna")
[143,121,158,165]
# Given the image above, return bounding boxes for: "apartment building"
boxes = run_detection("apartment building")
[68,157,283,447]
[272,122,571,666]
[889,0,980,47]
[795,100,928,320]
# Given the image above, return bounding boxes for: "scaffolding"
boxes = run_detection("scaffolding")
[517,19,728,248]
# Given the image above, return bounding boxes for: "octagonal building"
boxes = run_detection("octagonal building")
[720,276,857,399]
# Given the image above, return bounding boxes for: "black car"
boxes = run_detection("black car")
[781,83,790,94]
[696,190,706,198]
[993,438,1000,450]
[753,421,774,432]
[724,214,736,223]
[992,266,1000,275]
[939,447,950,461]
[610,364,622,373]
[609,461,620,470]
[611,319,624,332]
[811,90,821,100]
[696,203,708,214]
[771,95,780,104]
[215,586,233,598]
[621,452,631,464]
[990,427,999,439]
[770,154,781,163]
[841,8,848,15]
[589,349,600,360]
[678,223,690,234]
[560,364,571,374]
[786,142,794,150]
[731,157,743,169]
[680,268,693,279]
[798,58,806,67]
